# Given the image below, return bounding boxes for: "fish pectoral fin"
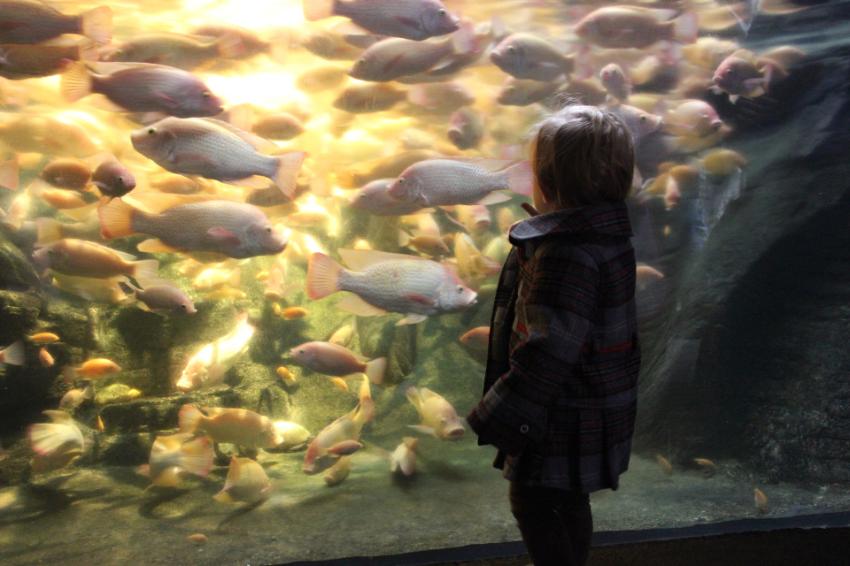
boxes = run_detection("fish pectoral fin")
[407,425,437,437]
[206,226,242,246]
[404,294,435,307]
[337,294,387,317]
[477,192,512,206]
[396,313,428,326]
[137,238,181,254]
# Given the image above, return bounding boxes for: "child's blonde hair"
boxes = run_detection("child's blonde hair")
[532,104,635,208]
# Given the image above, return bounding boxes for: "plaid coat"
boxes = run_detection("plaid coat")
[466,202,640,493]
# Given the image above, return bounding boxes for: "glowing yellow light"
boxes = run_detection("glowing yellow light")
[181,0,304,32]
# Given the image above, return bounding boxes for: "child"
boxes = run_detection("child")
[467,105,641,566]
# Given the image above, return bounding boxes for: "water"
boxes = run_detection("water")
[1,0,850,563]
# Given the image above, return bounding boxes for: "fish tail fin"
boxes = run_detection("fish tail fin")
[117,280,139,298]
[673,12,699,44]
[306,253,342,300]
[1,341,25,366]
[451,20,477,56]
[213,490,233,503]
[215,31,247,59]
[0,156,19,191]
[506,161,533,196]
[80,6,113,45]
[98,197,136,239]
[303,0,336,21]
[28,423,68,456]
[131,259,160,287]
[364,357,387,385]
[35,218,63,244]
[77,39,100,62]
[273,151,306,199]
[61,61,93,103]
[180,435,214,478]
[178,404,203,433]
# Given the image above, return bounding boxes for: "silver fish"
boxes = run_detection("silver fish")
[448,107,484,150]
[121,281,196,314]
[490,33,574,82]
[303,0,459,41]
[349,179,425,216]
[0,1,111,45]
[497,77,561,106]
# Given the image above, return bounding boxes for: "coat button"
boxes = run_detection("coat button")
[520,424,529,434]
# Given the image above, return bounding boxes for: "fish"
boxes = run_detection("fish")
[33,186,91,210]
[693,457,717,477]
[454,233,501,286]
[296,66,349,92]
[193,24,273,59]
[323,456,352,486]
[328,324,355,347]
[28,410,85,474]
[702,149,747,176]
[459,326,490,352]
[712,49,782,103]
[339,149,439,188]
[448,107,484,150]
[330,377,349,392]
[32,238,159,281]
[483,235,511,264]
[390,436,418,476]
[0,2,111,45]
[299,28,364,61]
[333,83,407,114]
[664,100,725,138]
[138,432,214,488]
[187,534,208,545]
[636,264,665,290]
[67,358,121,381]
[95,414,105,432]
[0,341,24,366]
[282,306,308,320]
[276,366,297,385]
[40,159,91,191]
[214,457,271,504]
[399,232,450,257]
[407,82,474,114]
[754,487,768,514]
[0,42,98,80]
[497,77,561,106]
[102,32,245,70]
[575,7,698,49]
[51,272,128,304]
[655,453,673,475]
[38,347,54,368]
[192,264,241,291]
[307,249,477,325]
[304,0,459,41]
[348,23,474,82]
[179,404,283,448]
[497,208,516,233]
[406,386,464,440]
[0,113,99,157]
[28,332,60,344]
[99,196,288,259]
[603,104,663,146]
[490,34,575,82]
[349,179,426,216]
[91,158,136,199]
[59,384,94,411]
[129,117,305,197]
[271,420,311,450]
[388,158,532,207]
[62,62,223,118]
[456,204,492,234]
[176,314,255,391]
[682,37,739,71]
[120,281,196,315]
[289,341,386,385]
[303,375,374,474]
[252,114,306,140]
[600,63,630,103]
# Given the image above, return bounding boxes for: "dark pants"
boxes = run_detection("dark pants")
[509,481,593,566]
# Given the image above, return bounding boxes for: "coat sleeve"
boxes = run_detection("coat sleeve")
[467,243,599,455]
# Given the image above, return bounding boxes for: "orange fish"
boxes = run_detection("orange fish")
[330,377,349,392]
[73,358,122,379]
[459,327,489,350]
[28,332,60,344]
[38,347,55,368]
[754,488,768,514]
[282,307,308,320]
[276,366,297,384]
[187,533,208,545]
[656,453,673,476]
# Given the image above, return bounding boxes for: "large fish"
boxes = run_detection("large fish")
[0,42,98,80]
[575,7,698,49]
[130,117,304,196]
[102,32,245,70]
[99,195,288,259]
[490,34,575,82]
[349,179,426,216]
[214,457,271,504]
[31,238,158,280]
[387,158,532,207]
[62,62,223,118]
[139,432,214,488]
[179,404,283,448]
[303,0,459,41]
[28,410,85,474]
[0,1,111,45]
[289,341,386,384]
[176,313,255,391]
[307,249,477,325]
[406,386,465,440]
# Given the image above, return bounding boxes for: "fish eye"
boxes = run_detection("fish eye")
[397,178,405,184]
[298,349,305,354]
[639,115,647,123]
[438,8,446,15]
[507,45,516,53]
[147,128,156,135]
[202,91,211,98]
[180,304,187,310]
[265,227,272,233]
[457,285,464,293]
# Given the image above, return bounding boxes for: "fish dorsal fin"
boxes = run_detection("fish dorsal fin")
[84,61,166,75]
[200,119,278,153]
[338,248,428,271]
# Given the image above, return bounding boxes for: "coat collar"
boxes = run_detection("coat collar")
[509,201,633,244]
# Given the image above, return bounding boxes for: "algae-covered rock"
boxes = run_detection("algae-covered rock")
[0,289,41,344]
[357,317,417,385]
[95,432,152,466]
[0,237,40,291]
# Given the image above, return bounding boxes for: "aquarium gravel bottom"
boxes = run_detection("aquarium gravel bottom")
[2,446,849,566]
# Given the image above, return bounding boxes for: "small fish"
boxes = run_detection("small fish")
[193,24,272,59]
[91,158,135,199]
[130,117,305,197]
[389,159,532,207]
[693,457,717,477]
[252,113,306,140]
[636,264,665,290]
[459,326,489,351]
[339,150,438,188]
[575,7,698,49]
[282,307,308,320]
[120,281,196,315]
[271,420,311,450]
[712,49,781,103]
[34,186,91,210]
[32,238,158,280]
[390,436,418,476]
[176,314,255,391]
[323,456,352,486]
[482,235,511,264]
[289,341,386,385]
[406,386,464,440]
[139,432,213,488]
[600,63,631,102]
[456,204,491,234]
[448,107,484,150]
[59,384,93,411]
[407,82,474,114]
[655,453,673,476]
[349,179,426,216]
[348,23,474,82]
[0,42,97,80]
[28,332,60,344]
[187,534,208,545]
[296,66,348,92]
[304,0,459,41]
[179,404,283,448]
[399,232,450,257]
[664,99,725,138]
[38,347,54,368]
[682,37,739,71]
[754,487,768,514]
[214,457,271,504]
[497,77,560,107]
[276,366,297,385]
[702,149,747,176]
[192,264,241,291]
[328,324,355,347]
[28,410,85,474]
[99,197,288,259]
[307,249,477,326]
[330,377,349,392]
[51,272,127,304]
[0,341,25,366]
[333,83,407,114]
[0,3,111,45]
[490,34,574,82]
[70,358,121,380]
[103,32,245,70]
[95,414,105,432]
[40,159,91,191]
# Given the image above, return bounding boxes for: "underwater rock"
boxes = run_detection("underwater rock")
[0,289,41,345]
[356,317,417,385]
[0,236,41,292]
[96,432,151,466]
